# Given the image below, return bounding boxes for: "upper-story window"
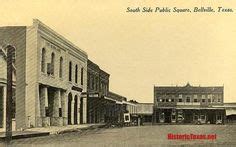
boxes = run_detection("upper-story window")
[81,67,84,85]
[41,48,46,73]
[51,52,55,75]
[202,99,206,103]
[75,65,78,83]
[194,99,198,102]
[218,98,221,103]
[178,99,183,102]
[186,97,191,103]
[208,99,211,103]
[59,57,63,78]
[69,61,72,81]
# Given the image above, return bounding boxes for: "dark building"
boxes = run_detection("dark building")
[153,83,225,124]
[86,59,110,123]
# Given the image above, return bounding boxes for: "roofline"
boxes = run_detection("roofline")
[33,19,88,58]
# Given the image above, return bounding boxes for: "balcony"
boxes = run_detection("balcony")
[176,102,200,106]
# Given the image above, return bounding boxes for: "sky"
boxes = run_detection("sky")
[0,0,236,103]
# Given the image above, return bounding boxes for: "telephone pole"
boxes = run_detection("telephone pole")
[5,45,14,143]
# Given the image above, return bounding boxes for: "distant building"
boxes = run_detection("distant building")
[136,103,153,124]
[153,83,225,124]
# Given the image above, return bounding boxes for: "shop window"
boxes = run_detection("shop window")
[172,115,176,120]
[194,115,198,120]
[200,115,205,120]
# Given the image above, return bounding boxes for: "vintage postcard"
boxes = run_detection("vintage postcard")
[0,0,236,146]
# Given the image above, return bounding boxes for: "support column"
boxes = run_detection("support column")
[83,97,87,123]
[71,98,74,125]
[61,91,67,125]
[51,90,60,126]
[77,99,80,124]
[42,87,50,127]
[3,86,6,131]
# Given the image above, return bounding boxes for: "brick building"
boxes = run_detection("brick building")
[0,19,88,130]
[153,83,225,124]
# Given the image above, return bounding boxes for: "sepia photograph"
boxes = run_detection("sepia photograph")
[0,0,236,146]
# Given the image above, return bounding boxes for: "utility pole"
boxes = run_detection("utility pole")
[5,45,14,143]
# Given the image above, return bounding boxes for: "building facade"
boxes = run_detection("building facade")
[1,19,88,130]
[153,83,225,124]
[86,59,110,123]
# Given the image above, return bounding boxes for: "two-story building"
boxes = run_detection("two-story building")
[153,83,225,124]
[0,19,88,130]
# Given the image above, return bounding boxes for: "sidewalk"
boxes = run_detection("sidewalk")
[0,123,105,141]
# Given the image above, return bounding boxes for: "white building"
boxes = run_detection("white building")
[0,19,88,130]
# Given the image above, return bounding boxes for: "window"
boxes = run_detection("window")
[51,52,55,75]
[41,48,46,72]
[208,99,211,103]
[69,61,72,81]
[159,99,163,102]
[81,67,84,85]
[45,107,49,117]
[75,65,78,83]
[194,115,198,120]
[202,99,205,103]
[59,57,63,78]
[178,99,183,102]
[218,98,221,103]
[172,115,176,120]
[217,115,222,120]
[200,115,205,120]
[194,99,198,102]
[171,99,174,102]
[59,108,62,117]
[186,97,190,103]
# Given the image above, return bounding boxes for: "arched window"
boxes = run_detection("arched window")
[69,61,72,81]
[75,65,78,83]
[41,48,46,72]
[81,67,84,85]
[59,57,63,78]
[51,52,55,75]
